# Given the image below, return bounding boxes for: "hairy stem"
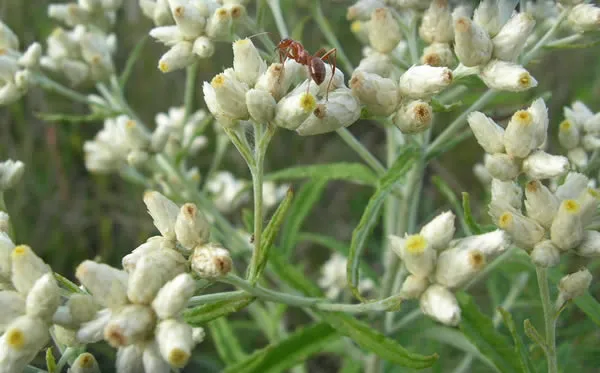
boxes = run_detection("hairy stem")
[183,61,199,122]
[522,9,570,64]
[536,267,558,373]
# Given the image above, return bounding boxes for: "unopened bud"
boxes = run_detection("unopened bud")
[368,8,402,53]
[523,151,569,180]
[419,284,460,326]
[175,203,211,251]
[191,243,233,278]
[399,275,428,299]
[480,60,537,92]
[399,65,453,99]
[453,16,493,67]
[550,199,584,251]
[392,100,433,134]
[557,268,592,309]
[468,111,505,154]
[530,240,560,267]
[484,153,520,181]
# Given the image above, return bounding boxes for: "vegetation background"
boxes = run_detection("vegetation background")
[1,0,600,371]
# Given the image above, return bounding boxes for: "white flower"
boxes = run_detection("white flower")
[190,243,232,278]
[530,240,560,267]
[568,4,600,33]
[398,65,453,99]
[419,284,461,326]
[550,199,584,251]
[473,0,514,37]
[206,7,232,40]
[492,12,536,61]
[346,0,386,21]
[152,273,196,319]
[468,111,505,154]
[296,89,361,136]
[555,172,589,201]
[392,100,433,134]
[368,8,402,53]
[421,42,455,67]
[143,191,180,241]
[174,203,211,252]
[400,275,429,299]
[522,151,569,180]
[391,234,436,278]
[484,153,520,181]
[318,253,374,299]
[574,231,600,257]
[480,60,537,92]
[558,119,580,149]
[524,180,559,229]
[274,90,318,131]
[233,38,267,87]
[350,71,399,116]
[158,41,195,73]
[70,352,101,373]
[0,159,25,190]
[496,210,544,249]
[355,50,393,77]
[419,0,454,44]
[419,211,455,251]
[451,229,510,257]
[435,246,486,289]
[556,268,592,309]
[491,179,522,210]
[504,109,538,158]
[453,16,493,67]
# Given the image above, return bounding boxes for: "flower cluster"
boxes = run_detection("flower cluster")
[204,38,361,135]
[557,101,600,171]
[148,0,249,72]
[389,211,510,326]
[0,21,41,105]
[48,0,123,30]
[318,252,374,299]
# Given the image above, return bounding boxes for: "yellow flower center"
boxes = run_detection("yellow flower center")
[299,93,316,112]
[169,348,190,368]
[350,21,362,33]
[468,250,486,269]
[12,245,28,257]
[559,120,572,131]
[513,110,532,126]
[498,212,513,229]
[211,74,225,88]
[6,328,24,349]
[563,199,580,214]
[518,73,532,88]
[405,235,427,255]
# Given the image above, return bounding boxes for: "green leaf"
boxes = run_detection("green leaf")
[265,163,378,186]
[222,322,339,373]
[242,208,254,233]
[498,308,535,373]
[210,316,248,364]
[457,293,522,373]
[462,192,484,234]
[248,188,294,283]
[291,15,312,41]
[523,319,546,351]
[431,176,470,235]
[119,35,149,88]
[321,313,438,369]
[347,146,417,300]
[35,111,115,123]
[431,97,463,112]
[281,179,328,255]
[46,348,57,373]
[269,251,323,297]
[54,272,84,294]
[184,296,255,325]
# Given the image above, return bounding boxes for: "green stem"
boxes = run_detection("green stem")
[267,0,289,38]
[536,267,558,373]
[183,61,199,122]
[311,0,354,73]
[336,127,386,176]
[33,72,104,107]
[522,9,570,65]
[202,135,230,192]
[188,290,248,306]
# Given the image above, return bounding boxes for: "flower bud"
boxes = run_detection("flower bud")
[104,304,156,347]
[0,159,25,191]
[0,82,22,105]
[368,8,402,53]
[296,89,361,136]
[233,38,267,87]
[76,261,129,308]
[473,0,508,37]
[435,246,486,289]
[568,4,600,33]
[349,71,398,116]
[355,51,393,77]
[143,340,171,373]
[399,275,428,299]
[76,309,111,344]
[392,100,433,134]
[18,43,42,69]
[497,210,544,249]
[350,20,370,44]
[557,268,592,309]
[255,63,287,101]
[168,0,205,38]
[152,273,196,319]
[396,234,436,278]
[550,199,584,251]
[555,172,589,201]
[273,91,317,130]
[523,150,569,180]
[421,42,455,67]
[191,243,233,278]
[127,249,187,304]
[454,16,493,67]
[576,187,599,226]
[156,319,194,368]
[584,112,600,134]
[419,284,460,326]
[245,88,277,124]
[158,41,194,72]
[116,344,144,373]
[11,245,50,295]
[524,180,559,229]
[419,211,455,251]
[0,291,25,332]
[558,119,580,149]
[0,21,19,50]
[480,60,537,92]
[149,26,181,47]
[573,231,600,257]
[193,36,215,58]
[66,293,98,326]
[0,231,14,282]
[347,0,385,21]
[143,191,180,241]
[530,240,560,267]
[491,179,522,210]
[567,148,589,170]
[452,229,510,257]
[70,352,101,373]
[398,65,453,99]
[419,0,454,44]
[0,315,50,372]
[210,69,250,120]
[175,203,210,251]
[468,111,505,154]
[492,13,536,61]
[25,273,60,322]
[122,237,164,273]
[206,8,232,40]
[529,98,549,149]
[484,153,520,181]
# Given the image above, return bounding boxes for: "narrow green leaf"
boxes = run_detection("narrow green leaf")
[544,38,600,50]
[347,146,417,300]
[46,348,57,373]
[430,98,463,112]
[249,188,294,282]
[222,322,339,373]
[457,293,521,373]
[269,251,323,297]
[119,35,149,88]
[54,272,84,294]
[523,319,546,351]
[35,111,115,123]
[265,163,378,186]
[462,192,483,234]
[322,313,438,369]
[184,296,255,325]
[281,179,328,255]
[498,307,535,373]
[431,176,470,235]
[209,316,248,364]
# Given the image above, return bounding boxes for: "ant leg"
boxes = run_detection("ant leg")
[320,48,337,101]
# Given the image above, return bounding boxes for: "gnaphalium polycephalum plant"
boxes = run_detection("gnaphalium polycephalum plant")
[2,0,600,372]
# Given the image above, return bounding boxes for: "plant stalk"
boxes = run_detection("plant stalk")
[536,267,558,373]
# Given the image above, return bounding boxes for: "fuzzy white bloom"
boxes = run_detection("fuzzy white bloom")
[206,7,232,40]
[246,87,277,124]
[143,191,180,241]
[451,229,511,257]
[398,65,453,99]
[576,188,600,227]
[484,153,520,181]
[529,98,549,149]
[0,315,51,373]
[435,246,486,289]
[399,275,429,299]
[550,199,584,251]
[191,242,233,278]
[209,68,249,120]
[25,273,60,322]
[350,71,399,116]
[574,231,600,257]
[556,268,592,309]
[453,16,493,67]
[419,211,455,251]
[473,0,514,37]
[480,60,537,92]
[420,0,454,43]
[0,159,25,191]
[504,110,538,158]
[522,151,569,180]
[347,0,386,20]
[491,179,522,210]
[70,352,101,373]
[555,172,589,201]
[233,38,267,87]
[419,284,461,326]
[421,42,456,67]
[474,161,493,185]
[175,203,211,251]
[468,112,505,154]
[392,100,433,134]
[355,50,393,77]
[496,210,544,249]
[0,292,24,332]
[10,245,50,295]
[152,273,196,319]
[492,12,535,61]
[530,240,561,267]
[122,237,163,273]
[127,249,187,304]
[524,180,559,229]
[76,260,129,308]
[139,0,173,26]
[568,4,600,33]
[156,319,194,368]
[368,8,402,53]
[296,89,361,136]
[391,234,436,278]
[158,41,194,73]
[274,89,319,131]
[558,119,580,149]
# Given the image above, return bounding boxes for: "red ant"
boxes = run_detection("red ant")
[275,38,337,101]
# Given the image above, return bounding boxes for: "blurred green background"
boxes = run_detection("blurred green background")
[2,0,600,372]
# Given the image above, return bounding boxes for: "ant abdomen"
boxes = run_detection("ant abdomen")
[309,58,326,86]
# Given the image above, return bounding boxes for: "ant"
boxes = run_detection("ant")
[275,38,337,101]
